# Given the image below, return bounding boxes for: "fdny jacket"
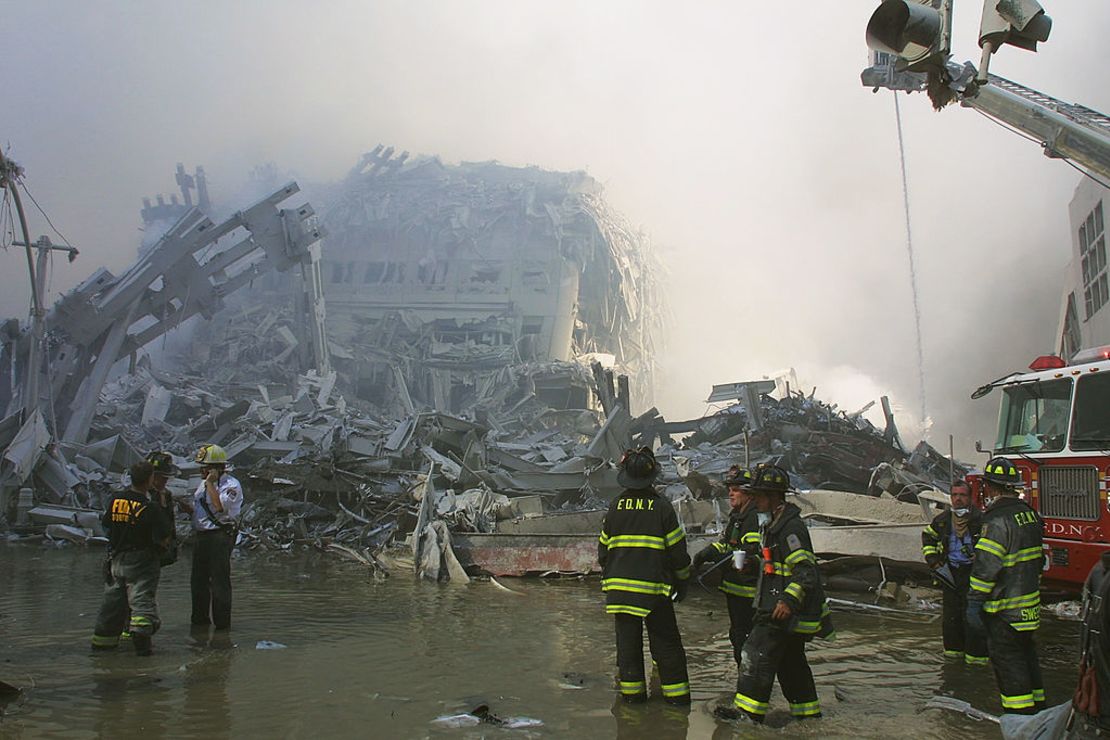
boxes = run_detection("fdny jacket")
[969,496,1044,631]
[598,488,691,618]
[752,503,833,638]
[707,503,761,598]
[102,489,173,554]
[921,508,983,568]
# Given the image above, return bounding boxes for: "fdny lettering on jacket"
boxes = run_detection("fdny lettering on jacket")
[110,498,145,524]
[616,497,655,511]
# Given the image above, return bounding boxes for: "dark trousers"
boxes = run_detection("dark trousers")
[191,530,233,628]
[735,620,821,721]
[92,551,161,648]
[726,595,755,674]
[986,616,1044,714]
[942,565,988,663]
[614,598,690,702]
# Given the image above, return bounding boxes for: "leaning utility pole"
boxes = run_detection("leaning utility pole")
[0,151,47,422]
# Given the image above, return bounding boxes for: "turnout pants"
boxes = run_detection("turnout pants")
[986,616,1044,714]
[191,529,233,628]
[92,550,162,648]
[735,620,821,721]
[614,598,690,703]
[943,565,988,665]
[726,594,755,672]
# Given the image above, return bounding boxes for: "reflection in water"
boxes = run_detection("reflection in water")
[0,545,1083,738]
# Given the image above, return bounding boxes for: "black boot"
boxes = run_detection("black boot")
[132,633,152,657]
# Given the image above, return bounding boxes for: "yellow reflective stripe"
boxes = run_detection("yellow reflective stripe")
[91,634,119,646]
[740,532,760,543]
[965,654,989,666]
[789,700,821,717]
[784,582,805,601]
[664,526,685,547]
[602,577,670,596]
[976,538,1006,558]
[719,582,756,598]
[969,577,995,593]
[923,525,938,538]
[599,532,610,546]
[983,592,1040,612]
[1001,693,1035,709]
[785,549,815,566]
[943,649,964,658]
[1001,546,1042,566]
[661,681,690,697]
[674,566,690,580]
[1033,688,1045,702]
[1011,620,1040,632]
[712,542,728,553]
[771,562,793,576]
[795,619,821,634]
[922,546,941,555]
[606,604,651,617]
[130,616,152,626]
[734,693,769,715]
[619,681,646,695]
[605,535,665,550]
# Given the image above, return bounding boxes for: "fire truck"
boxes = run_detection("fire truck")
[970,346,1110,594]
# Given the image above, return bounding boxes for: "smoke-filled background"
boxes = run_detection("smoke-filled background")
[2,1,1108,458]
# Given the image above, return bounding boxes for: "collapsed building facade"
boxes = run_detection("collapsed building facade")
[318,147,665,418]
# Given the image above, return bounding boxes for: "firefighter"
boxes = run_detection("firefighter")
[1072,552,1110,735]
[147,451,182,567]
[921,479,987,665]
[730,465,833,723]
[692,466,760,673]
[191,443,243,630]
[91,461,173,656]
[598,447,692,705]
[967,456,1045,715]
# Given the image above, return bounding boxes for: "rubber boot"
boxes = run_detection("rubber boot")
[132,633,153,657]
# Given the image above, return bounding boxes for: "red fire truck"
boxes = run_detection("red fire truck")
[970,345,1110,595]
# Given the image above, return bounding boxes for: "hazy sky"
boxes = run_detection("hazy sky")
[3,1,1108,457]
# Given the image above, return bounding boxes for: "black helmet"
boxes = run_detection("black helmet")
[724,466,752,488]
[146,450,181,477]
[617,447,659,490]
[983,457,1021,488]
[748,464,790,495]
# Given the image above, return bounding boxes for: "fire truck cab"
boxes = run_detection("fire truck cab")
[971,345,1110,594]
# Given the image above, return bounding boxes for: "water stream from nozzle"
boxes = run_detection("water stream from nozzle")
[893,91,928,429]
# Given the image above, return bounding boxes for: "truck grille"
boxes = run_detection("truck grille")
[1039,466,1101,520]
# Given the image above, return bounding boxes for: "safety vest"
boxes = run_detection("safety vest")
[598,488,691,618]
[969,496,1044,631]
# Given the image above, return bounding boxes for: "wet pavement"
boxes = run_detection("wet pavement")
[0,544,1081,738]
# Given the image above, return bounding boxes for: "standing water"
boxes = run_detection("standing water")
[0,545,1080,738]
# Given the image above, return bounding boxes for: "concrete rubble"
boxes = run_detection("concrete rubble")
[0,149,969,594]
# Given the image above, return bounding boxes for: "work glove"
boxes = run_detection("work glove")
[692,546,717,570]
[965,599,986,634]
[671,579,688,604]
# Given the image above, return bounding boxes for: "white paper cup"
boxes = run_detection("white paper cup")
[732,550,746,569]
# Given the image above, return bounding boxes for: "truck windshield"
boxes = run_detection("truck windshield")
[1071,373,1110,452]
[995,378,1072,453]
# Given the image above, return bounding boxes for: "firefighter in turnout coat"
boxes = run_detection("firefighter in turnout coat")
[730,465,834,723]
[967,456,1046,715]
[692,467,760,672]
[598,447,692,705]
[921,479,987,664]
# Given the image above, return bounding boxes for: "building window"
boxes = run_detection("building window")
[1081,200,1107,320]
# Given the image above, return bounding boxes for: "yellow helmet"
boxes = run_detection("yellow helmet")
[195,443,228,466]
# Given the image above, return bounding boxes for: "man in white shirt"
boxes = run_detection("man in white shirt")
[190,443,242,630]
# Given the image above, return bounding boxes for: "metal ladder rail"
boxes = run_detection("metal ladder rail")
[988,73,1110,135]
